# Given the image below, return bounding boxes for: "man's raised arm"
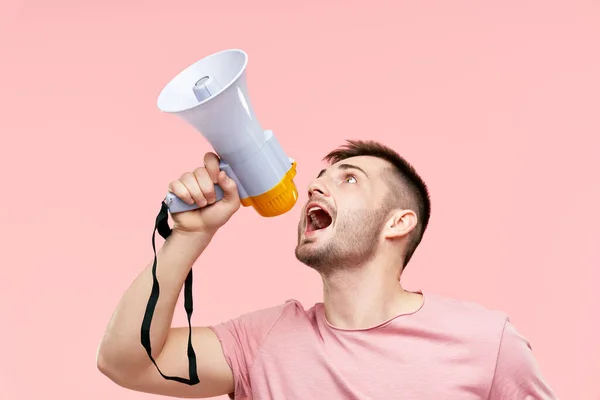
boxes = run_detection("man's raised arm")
[97,152,241,398]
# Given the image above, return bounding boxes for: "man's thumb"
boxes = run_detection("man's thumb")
[218,171,239,203]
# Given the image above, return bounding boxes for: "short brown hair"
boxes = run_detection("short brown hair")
[323,140,431,268]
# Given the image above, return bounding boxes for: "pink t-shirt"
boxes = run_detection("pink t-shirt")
[209,291,557,399]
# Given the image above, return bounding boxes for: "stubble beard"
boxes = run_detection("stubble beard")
[294,207,390,274]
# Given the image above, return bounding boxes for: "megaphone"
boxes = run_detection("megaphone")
[156,48,299,217]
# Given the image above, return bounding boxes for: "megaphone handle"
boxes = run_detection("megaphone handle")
[164,184,225,214]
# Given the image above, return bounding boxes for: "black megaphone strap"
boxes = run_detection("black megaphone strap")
[140,200,200,385]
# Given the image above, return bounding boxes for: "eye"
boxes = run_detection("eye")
[343,174,357,184]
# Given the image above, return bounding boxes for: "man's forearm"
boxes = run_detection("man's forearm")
[97,230,214,376]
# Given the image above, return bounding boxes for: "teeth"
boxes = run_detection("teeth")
[307,205,328,230]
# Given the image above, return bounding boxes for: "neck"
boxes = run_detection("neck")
[320,254,423,330]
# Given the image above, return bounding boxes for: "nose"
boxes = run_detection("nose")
[307,177,330,198]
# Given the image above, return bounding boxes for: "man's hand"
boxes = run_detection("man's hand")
[168,152,241,236]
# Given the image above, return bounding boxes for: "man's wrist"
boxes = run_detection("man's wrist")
[169,227,217,242]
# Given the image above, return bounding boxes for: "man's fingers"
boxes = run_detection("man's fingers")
[168,180,195,205]
[179,172,207,207]
[193,167,217,204]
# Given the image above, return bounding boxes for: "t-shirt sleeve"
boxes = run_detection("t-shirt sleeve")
[489,319,558,399]
[208,301,292,399]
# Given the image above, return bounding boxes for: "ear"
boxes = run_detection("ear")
[383,209,418,240]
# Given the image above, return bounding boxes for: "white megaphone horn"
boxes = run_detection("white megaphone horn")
[156,49,299,217]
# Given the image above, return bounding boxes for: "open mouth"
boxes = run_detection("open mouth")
[306,205,333,233]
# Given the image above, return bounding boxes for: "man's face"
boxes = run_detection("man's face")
[295,155,395,272]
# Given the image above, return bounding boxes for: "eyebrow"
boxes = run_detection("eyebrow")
[317,163,369,179]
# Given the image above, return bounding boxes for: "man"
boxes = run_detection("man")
[97,140,557,399]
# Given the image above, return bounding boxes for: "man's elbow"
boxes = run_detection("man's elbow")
[96,344,153,390]
[96,343,130,385]
[96,345,119,381]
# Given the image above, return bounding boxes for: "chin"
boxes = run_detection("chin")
[295,239,318,256]
[295,218,334,267]
[295,241,334,271]
[296,237,323,253]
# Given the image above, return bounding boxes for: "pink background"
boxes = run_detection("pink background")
[1,1,599,399]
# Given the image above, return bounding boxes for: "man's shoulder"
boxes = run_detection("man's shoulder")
[223,298,314,326]
[268,298,319,322]
[423,291,509,337]
[209,299,312,348]
[247,298,312,315]
[426,291,509,320]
